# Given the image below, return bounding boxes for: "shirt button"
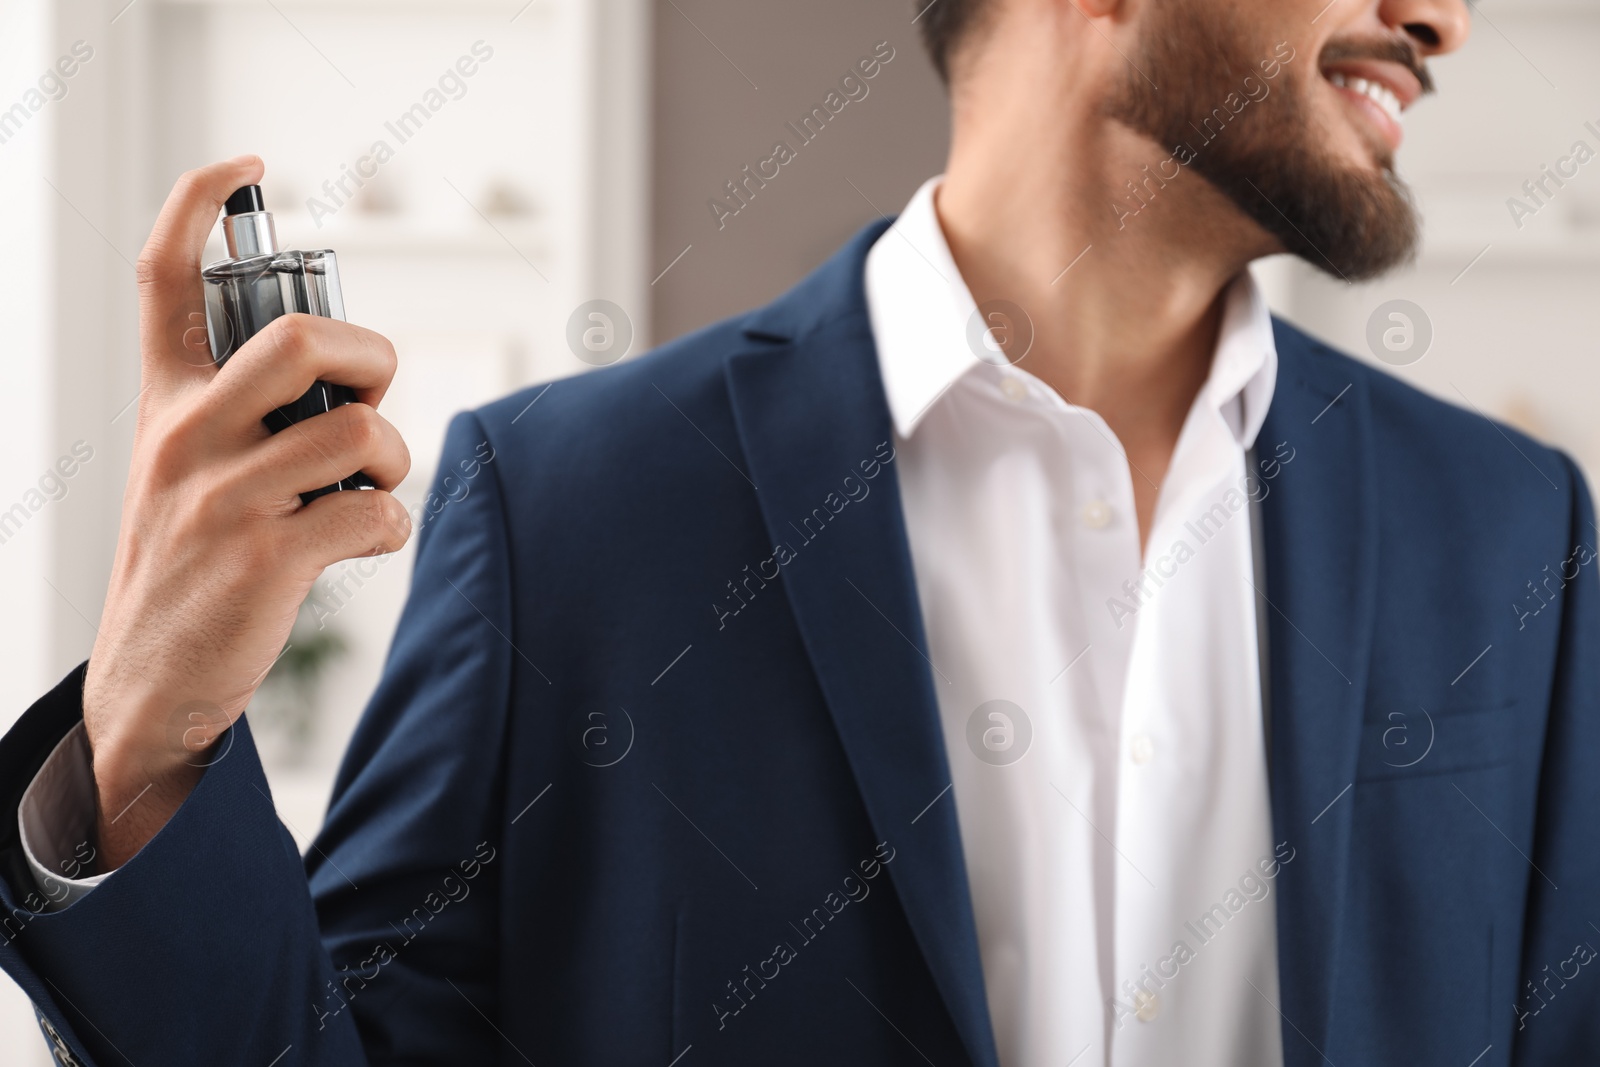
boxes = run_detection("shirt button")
[1130,733,1155,765]
[999,376,1028,402]
[1081,499,1112,529]
[1134,989,1160,1021]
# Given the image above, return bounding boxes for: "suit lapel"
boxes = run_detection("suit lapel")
[1258,321,1379,1065]
[720,231,1375,1067]
[723,224,1000,1067]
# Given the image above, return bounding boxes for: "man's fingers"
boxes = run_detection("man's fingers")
[138,155,264,294]
[137,155,265,385]
[288,488,413,573]
[240,402,411,500]
[209,314,399,428]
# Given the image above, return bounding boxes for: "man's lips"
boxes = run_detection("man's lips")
[1321,59,1424,152]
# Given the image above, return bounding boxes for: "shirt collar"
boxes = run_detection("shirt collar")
[864,176,1279,450]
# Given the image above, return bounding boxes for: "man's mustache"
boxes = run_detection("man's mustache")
[1320,36,1434,96]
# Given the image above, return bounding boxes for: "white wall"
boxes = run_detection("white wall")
[0,0,65,1056]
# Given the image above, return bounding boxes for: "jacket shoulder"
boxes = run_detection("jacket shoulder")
[1276,317,1570,478]
[475,312,762,443]
[1273,316,1588,538]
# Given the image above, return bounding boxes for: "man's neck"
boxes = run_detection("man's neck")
[934,79,1269,548]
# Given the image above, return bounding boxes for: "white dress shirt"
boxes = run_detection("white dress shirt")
[20,723,108,908]
[20,175,1287,1067]
[866,177,1284,1067]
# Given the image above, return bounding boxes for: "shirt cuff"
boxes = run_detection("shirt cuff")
[18,721,110,909]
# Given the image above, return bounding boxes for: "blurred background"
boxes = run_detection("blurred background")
[0,0,1595,1059]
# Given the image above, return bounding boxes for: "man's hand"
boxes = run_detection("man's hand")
[84,156,412,870]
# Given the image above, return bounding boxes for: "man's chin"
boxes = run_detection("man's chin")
[1211,154,1420,282]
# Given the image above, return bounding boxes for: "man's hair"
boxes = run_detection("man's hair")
[916,0,987,83]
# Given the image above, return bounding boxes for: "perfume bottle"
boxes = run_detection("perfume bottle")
[201,185,374,503]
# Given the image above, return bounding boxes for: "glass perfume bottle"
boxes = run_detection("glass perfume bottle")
[201,185,373,503]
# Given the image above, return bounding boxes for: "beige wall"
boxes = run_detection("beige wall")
[649,0,950,344]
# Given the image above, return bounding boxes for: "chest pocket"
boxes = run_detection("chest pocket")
[1355,697,1520,782]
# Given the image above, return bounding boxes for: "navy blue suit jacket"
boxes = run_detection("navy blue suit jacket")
[2,220,1598,1066]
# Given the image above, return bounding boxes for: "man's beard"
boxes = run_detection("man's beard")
[1103,2,1420,281]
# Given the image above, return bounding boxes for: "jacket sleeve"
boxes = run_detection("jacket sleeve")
[1513,453,1600,1063]
[0,410,515,1066]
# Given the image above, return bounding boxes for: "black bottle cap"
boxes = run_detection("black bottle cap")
[225,185,266,216]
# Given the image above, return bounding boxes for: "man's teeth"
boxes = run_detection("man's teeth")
[1327,72,1404,125]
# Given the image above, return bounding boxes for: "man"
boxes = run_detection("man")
[1,0,1595,1063]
